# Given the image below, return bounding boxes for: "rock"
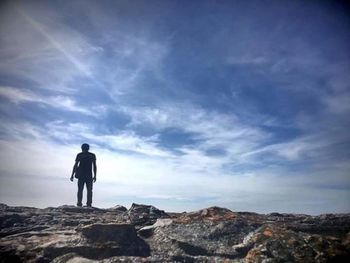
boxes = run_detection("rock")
[147,217,261,260]
[41,224,150,261]
[80,223,138,244]
[152,218,173,228]
[110,205,127,212]
[138,218,173,238]
[0,203,349,262]
[0,213,24,228]
[127,203,169,226]
[54,205,104,214]
[175,206,236,223]
[243,224,350,263]
[61,219,80,227]
[0,204,8,211]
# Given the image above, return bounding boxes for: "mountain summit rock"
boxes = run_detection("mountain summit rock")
[0,203,349,262]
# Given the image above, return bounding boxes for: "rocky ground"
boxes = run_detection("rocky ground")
[0,203,350,262]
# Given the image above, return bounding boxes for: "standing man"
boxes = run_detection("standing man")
[70,143,97,207]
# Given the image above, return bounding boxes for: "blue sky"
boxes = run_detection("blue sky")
[0,0,349,214]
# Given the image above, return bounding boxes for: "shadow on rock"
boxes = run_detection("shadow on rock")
[44,223,150,260]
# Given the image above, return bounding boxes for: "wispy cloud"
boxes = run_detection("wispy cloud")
[0,86,98,116]
[44,120,172,158]
[0,1,103,93]
[123,103,268,162]
[14,5,91,78]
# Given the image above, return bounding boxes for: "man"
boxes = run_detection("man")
[70,143,97,207]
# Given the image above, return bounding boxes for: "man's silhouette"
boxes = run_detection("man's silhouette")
[70,143,97,207]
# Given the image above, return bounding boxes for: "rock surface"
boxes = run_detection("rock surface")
[0,203,349,262]
[128,203,169,227]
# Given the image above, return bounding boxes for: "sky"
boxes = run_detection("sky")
[0,0,349,215]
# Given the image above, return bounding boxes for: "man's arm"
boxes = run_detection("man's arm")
[70,161,78,181]
[93,159,97,182]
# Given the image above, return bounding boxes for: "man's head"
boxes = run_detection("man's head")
[81,143,90,152]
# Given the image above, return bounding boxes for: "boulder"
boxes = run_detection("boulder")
[127,203,169,226]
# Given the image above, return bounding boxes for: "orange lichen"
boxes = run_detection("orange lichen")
[287,238,296,245]
[245,248,263,263]
[263,229,273,237]
[174,207,236,224]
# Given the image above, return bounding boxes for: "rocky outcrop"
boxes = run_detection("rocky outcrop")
[127,203,169,227]
[0,203,349,262]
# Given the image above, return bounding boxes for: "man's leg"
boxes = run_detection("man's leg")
[77,179,84,206]
[86,178,93,207]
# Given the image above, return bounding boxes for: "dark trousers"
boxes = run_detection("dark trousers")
[77,177,93,206]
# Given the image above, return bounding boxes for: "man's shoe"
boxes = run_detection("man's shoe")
[77,203,82,207]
